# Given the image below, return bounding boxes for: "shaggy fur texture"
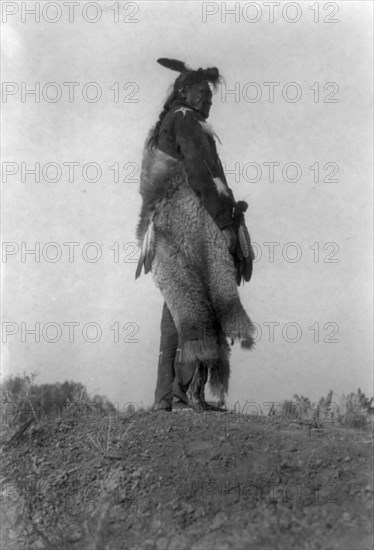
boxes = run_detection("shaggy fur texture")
[136,146,255,399]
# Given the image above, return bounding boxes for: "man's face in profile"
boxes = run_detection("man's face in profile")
[185,81,213,119]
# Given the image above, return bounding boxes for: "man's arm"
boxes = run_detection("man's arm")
[173,110,236,232]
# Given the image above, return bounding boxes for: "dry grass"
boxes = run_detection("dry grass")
[277,389,373,430]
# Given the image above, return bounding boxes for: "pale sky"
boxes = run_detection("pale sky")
[1,1,373,411]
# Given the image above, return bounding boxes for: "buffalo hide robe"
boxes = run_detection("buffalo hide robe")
[136,146,255,398]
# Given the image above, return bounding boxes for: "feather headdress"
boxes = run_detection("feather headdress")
[157,57,221,91]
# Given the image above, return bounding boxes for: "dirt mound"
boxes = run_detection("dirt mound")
[1,408,373,549]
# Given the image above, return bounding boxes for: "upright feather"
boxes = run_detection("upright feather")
[157,58,187,73]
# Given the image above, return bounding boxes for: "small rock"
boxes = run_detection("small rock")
[342,512,351,521]
[364,485,373,493]
[194,505,205,517]
[67,531,82,543]
[344,456,351,463]
[179,501,194,514]
[131,467,144,478]
[151,518,162,530]
[210,512,228,530]
[30,539,45,550]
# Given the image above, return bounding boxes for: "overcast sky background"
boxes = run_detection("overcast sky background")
[1,1,373,410]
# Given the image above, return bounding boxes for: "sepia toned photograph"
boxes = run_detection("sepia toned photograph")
[1,1,373,548]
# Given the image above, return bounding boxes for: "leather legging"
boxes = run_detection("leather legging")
[154,302,197,410]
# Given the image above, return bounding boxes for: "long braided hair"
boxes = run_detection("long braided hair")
[147,87,180,150]
[147,59,222,150]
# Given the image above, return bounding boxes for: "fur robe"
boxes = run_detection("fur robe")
[136,146,255,397]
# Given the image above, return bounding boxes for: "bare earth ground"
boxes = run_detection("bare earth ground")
[1,408,373,550]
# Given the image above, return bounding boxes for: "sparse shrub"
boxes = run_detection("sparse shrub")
[279,392,335,426]
[337,389,374,429]
[313,389,336,426]
[0,371,41,426]
[277,389,373,429]
[0,373,116,430]
[281,400,304,421]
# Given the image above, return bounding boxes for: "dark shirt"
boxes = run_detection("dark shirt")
[157,100,236,229]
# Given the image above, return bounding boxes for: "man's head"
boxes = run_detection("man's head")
[157,58,220,119]
[184,81,213,119]
[147,58,221,148]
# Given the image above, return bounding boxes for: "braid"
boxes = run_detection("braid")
[147,89,179,149]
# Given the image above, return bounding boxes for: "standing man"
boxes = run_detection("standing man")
[137,58,253,411]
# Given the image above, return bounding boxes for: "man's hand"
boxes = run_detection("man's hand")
[222,226,238,254]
